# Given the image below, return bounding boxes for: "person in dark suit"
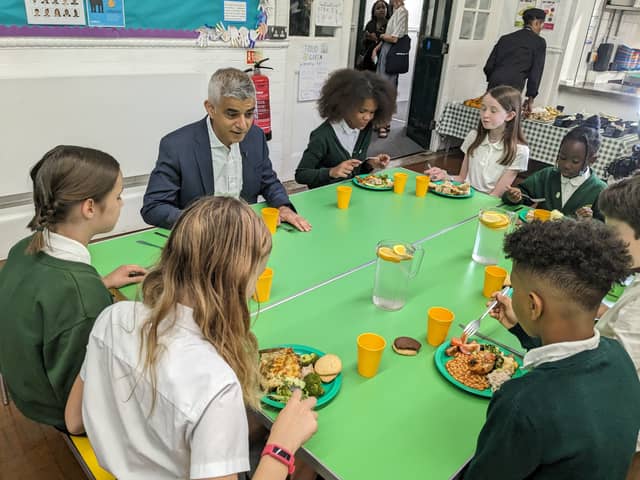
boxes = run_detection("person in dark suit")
[484,8,546,115]
[141,68,311,231]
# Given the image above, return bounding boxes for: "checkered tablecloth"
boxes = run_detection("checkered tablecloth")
[436,102,638,178]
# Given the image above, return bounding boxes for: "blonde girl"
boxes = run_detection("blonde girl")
[67,196,318,480]
[427,85,529,197]
[0,145,145,432]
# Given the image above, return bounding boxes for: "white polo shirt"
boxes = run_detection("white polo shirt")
[81,301,250,479]
[461,129,529,194]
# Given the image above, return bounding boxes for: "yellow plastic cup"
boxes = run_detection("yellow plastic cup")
[427,307,455,346]
[252,267,274,302]
[533,209,551,222]
[261,207,279,234]
[336,186,352,209]
[483,265,508,299]
[393,172,409,194]
[357,333,386,378]
[415,175,430,197]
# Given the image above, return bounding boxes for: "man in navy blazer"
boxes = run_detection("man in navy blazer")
[141,68,311,231]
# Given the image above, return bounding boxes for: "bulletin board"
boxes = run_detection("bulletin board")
[0,0,262,38]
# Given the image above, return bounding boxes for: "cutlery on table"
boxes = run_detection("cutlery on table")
[457,324,525,359]
[136,240,163,250]
[154,231,169,239]
[462,286,512,338]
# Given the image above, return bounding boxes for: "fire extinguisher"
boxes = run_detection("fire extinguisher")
[245,58,273,141]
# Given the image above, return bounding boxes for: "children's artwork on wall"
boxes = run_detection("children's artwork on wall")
[195,0,272,48]
[24,0,86,25]
[85,0,125,27]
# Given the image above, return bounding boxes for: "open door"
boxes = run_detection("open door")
[406,0,453,149]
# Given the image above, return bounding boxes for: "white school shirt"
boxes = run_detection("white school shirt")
[560,168,591,207]
[207,117,243,198]
[385,5,408,38]
[523,328,600,370]
[42,230,91,265]
[81,301,250,479]
[331,119,360,155]
[461,129,529,194]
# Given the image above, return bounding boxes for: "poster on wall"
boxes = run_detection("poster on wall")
[298,43,329,102]
[85,0,125,27]
[514,0,536,28]
[24,0,86,25]
[540,0,559,30]
[315,0,342,27]
[290,0,311,36]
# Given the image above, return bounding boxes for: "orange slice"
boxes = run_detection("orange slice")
[392,244,413,260]
[377,246,401,263]
[479,211,510,229]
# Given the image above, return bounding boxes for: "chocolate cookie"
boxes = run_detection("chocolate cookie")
[392,336,422,356]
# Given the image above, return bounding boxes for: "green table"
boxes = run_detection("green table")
[253,220,519,480]
[89,168,501,304]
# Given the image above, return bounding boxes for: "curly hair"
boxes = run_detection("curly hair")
[504,220,631,311]
[599,174,640,239]
[317,68,396,126]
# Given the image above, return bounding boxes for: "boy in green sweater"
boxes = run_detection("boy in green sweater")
[503,123,607,220]
[465,220,640,479]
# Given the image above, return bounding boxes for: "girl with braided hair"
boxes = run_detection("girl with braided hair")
[0,145,146,432]
[503,117,607,220]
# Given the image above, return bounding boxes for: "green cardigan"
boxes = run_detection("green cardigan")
[502,167,607,219]
[0,236,112,429]
[465,332,640,479]
[295,120,374,189]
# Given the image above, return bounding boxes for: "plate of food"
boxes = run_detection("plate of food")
[527,106,562,124]
[429,180,473,198]
[518,208,564,223]
[353,173,394,190]
[434,335,525,397]
[259,344,343,409]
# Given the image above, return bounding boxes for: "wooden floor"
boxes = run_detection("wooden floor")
[0,401,85,480]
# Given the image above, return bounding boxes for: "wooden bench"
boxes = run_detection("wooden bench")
[63,434,116,480]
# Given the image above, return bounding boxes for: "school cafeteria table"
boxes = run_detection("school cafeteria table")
[88,168,499,306]
[87,169,518,479]
[436,102,638,178]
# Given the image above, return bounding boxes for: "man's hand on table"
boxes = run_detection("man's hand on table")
[279,206,312,232]
[102,264,148,289]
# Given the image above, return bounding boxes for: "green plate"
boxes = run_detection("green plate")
[434,341,526,398]
[352,174,394,191]
[260,344,343,409]
[429,180,474,198]
[518,208,532,223]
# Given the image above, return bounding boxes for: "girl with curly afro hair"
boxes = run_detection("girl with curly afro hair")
[295,68,396,189]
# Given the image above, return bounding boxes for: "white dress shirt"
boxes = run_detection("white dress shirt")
[385,5,408,38]
[81,301,250,479]
[461,129,529,194]
[331,119,360,155]
[560,168,591,207]
[207,118,243,198]
[523,328,600,370]
[42,230,91,265]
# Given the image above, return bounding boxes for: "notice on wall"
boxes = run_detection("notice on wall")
[298,43,330,102]
[85,0,125,28]
[315,0,341,27]
[540,0,559,30]
[514,0,536,28]
[25,0,86,25]
[224,1,247,22]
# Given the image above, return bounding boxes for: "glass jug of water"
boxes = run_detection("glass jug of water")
[372,240,424,311]
[472,209,516,265]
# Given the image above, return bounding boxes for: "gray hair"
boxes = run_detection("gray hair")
[207,68,256,105]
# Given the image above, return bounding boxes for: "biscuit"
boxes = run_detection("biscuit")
[314,354,342,376]
[392,337,421,356]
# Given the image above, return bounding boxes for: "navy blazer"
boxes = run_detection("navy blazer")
[141,117,292,229]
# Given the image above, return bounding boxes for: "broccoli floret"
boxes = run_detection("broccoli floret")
[303,373,325,398]
[299,353,319,366]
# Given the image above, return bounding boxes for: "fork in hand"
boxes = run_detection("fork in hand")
[520,192,546,203]
[462,286,512,339]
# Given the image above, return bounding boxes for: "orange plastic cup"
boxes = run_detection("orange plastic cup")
[483,265,508,299]
[336,186,352,209]
[393,172,409,194]
[533,209,551,222]
[252,267,274,302]
[427,307,455,346]
[415,175,430,197]
[357,333,386,378]
[261,207,279,234]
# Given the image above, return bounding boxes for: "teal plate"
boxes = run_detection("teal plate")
[352,174,394,190]
[434,341,526,398]
[261,344,343,409]
[518,208,532,223]
[429,180,474,198]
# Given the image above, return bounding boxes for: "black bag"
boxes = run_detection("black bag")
[385,35,411,75]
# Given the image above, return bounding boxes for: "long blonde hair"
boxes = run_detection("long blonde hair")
[467,85,527,167]
[140,196,272,409]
